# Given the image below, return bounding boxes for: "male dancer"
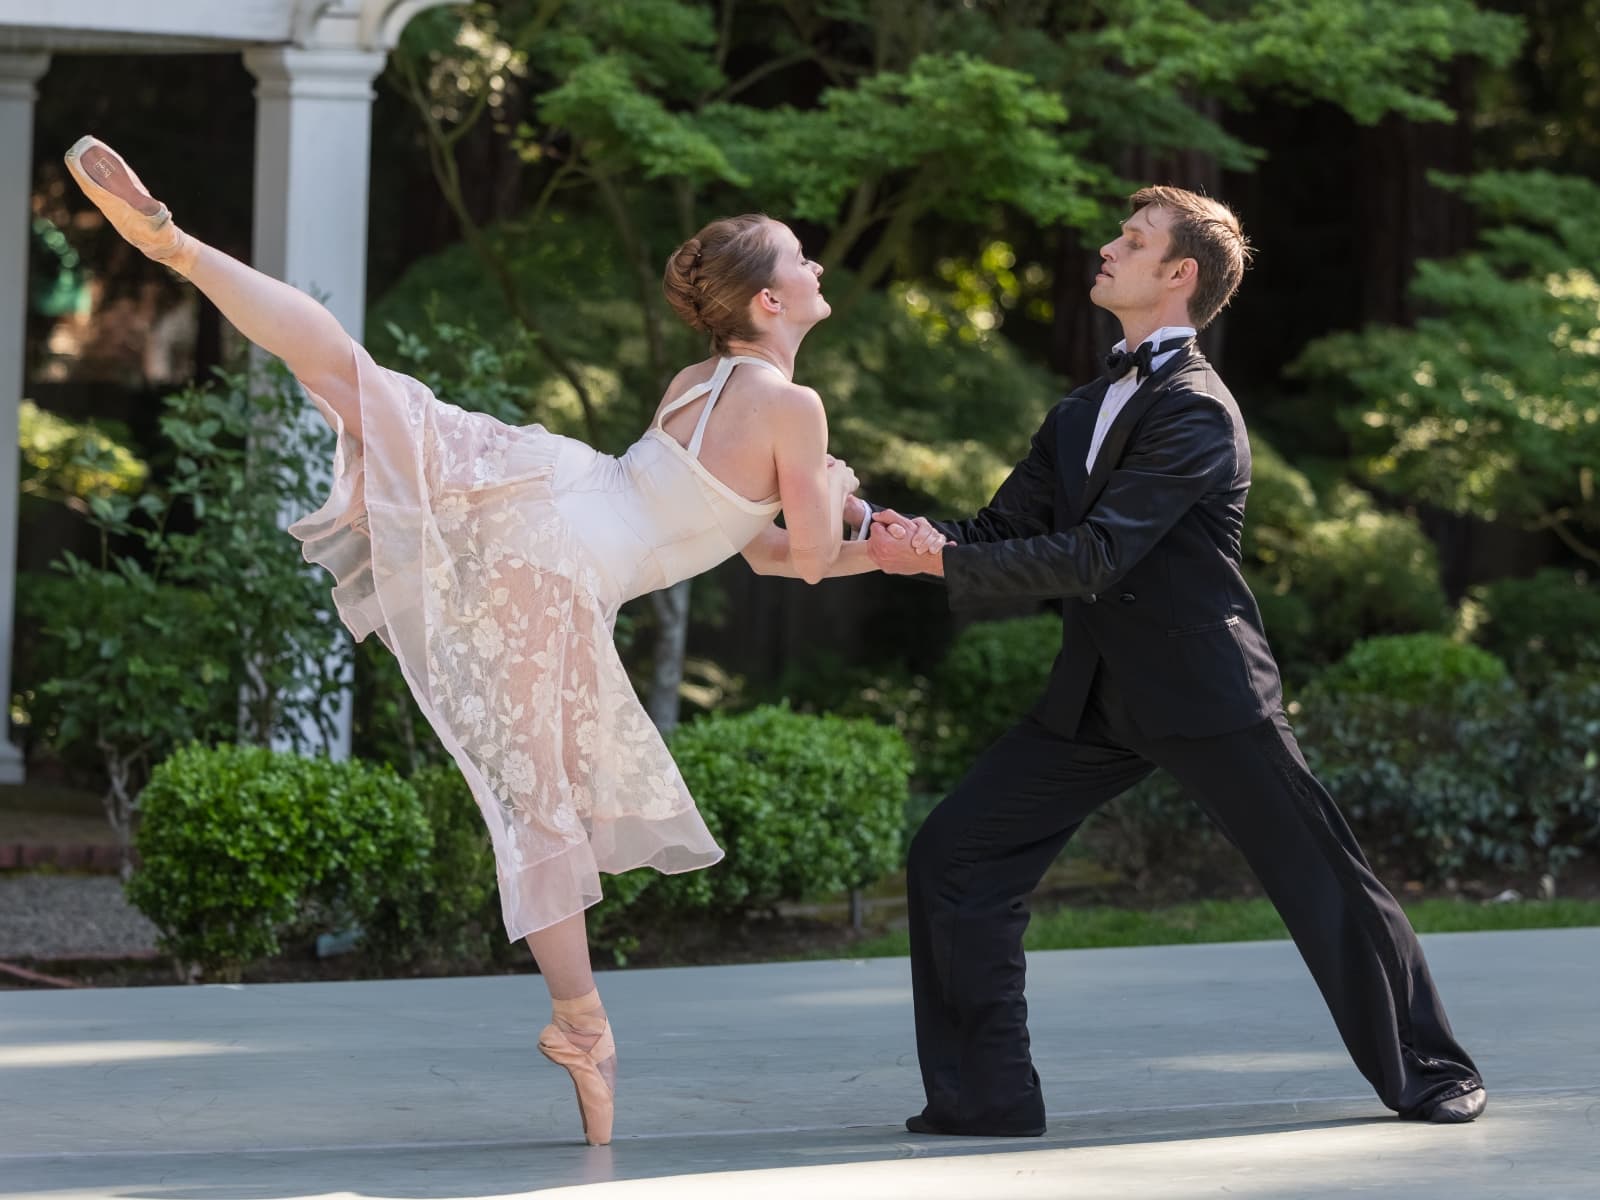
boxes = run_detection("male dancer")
[868,187,1485,1136]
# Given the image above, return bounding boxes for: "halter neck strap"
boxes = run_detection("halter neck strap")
[655,356,787,459]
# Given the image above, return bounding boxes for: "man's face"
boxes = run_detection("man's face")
[1091,205,1180,315]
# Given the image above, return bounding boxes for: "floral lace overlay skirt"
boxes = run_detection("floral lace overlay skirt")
[288,343,723,940]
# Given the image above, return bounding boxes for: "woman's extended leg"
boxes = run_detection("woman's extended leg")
[526,912,617,1145]
[64,136,362,435]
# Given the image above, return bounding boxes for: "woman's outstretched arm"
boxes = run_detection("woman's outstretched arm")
[741,524,881,579]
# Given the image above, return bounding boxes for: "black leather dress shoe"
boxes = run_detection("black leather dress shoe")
[1406,1086,1487,1124]
[905,1113,1045,1137]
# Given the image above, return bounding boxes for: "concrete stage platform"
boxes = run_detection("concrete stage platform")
[2,928,1595,1199]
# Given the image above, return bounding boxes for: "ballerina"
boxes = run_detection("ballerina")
[64,134,936,1145]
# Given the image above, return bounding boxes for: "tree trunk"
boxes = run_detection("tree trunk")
[99,742,138,882]
[645,580,692,732]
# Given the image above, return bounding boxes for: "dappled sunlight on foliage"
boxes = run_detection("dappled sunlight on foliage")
[894,240,1054,345]
[1095,0,1521,126]
[833,419,1012,515]
[396,2,528,126]
[1296,170,1600,561]
[19,400,147,508]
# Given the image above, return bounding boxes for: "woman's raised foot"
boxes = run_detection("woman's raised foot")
[63,136,196,275]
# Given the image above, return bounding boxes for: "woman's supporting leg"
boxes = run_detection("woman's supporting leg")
[525,910,599,1002]
[528,911,617,1144]
[64,136,362,434]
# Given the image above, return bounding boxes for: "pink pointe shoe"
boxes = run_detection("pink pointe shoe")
[63,135,197,275]
[537,989,616,1145]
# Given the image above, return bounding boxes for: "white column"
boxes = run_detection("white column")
[0,52,50,785]
[244,46,387,759]
[244,46,386,353]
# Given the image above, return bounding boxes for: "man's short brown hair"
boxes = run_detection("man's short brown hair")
[1128,186,1252,329]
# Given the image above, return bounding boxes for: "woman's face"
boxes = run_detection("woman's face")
[763,222,829,327]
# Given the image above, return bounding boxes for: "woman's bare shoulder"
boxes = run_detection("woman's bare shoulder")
[753,373,823,419]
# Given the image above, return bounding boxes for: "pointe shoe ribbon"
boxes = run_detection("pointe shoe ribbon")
[63,135,196,274]
[538,990,616,1146]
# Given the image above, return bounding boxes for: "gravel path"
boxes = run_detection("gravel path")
[0,875,161,959]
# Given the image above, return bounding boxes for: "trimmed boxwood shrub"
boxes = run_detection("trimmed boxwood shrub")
[1270,511,1450,669]
[587,704,911,957]
[1295,669,1600,882]
[1463,568,1600,684]
[923,613,1062,787]
[1295,680,1526,880]
[1519,670,1600,861]
[361,762,503,967]
[128,745,430,979]
[1077,770,1222,894]
[1313,632,1508,707]
[673,703,909,907]
[1241,434,1320,565]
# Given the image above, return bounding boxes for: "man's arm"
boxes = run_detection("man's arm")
[873,395,1236,606]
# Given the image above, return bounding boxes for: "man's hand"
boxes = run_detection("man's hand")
[867,507,954,576]
[843,493,869,533]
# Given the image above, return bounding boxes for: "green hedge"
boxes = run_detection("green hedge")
[589,704,911,959]
[14,567,235,769]
[1240,434,1319,566]
[1078,664,1599,892]
[129,706,912,973]
[129,745,431,978]
[923,613,1062,787]
[1076,770,1221,894]
[1296,670,1600,882]
[1314,632,1509,707]
[1264,511,1450,671]
[1463,568,1600,684]
[361,762,503,967]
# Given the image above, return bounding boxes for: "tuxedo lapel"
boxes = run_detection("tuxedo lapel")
[1075,346,1198,519]
[1056,379,1108,510]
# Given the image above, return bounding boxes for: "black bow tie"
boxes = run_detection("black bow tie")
[1104,336,1192,381]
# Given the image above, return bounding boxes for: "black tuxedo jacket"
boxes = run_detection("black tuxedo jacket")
[931,346,1282,740]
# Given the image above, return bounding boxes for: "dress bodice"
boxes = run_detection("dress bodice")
[549,356,784,603]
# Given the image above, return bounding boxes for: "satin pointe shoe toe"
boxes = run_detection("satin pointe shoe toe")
[63,136,196,273]
[538,989,616,1145]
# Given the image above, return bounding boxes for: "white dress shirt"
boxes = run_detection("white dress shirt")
[1086,325,1196,471]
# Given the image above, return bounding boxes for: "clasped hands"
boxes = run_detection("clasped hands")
[867,505,954,576]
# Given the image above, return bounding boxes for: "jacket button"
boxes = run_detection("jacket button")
[1120,592,1136,602]
[1083,593,1098,604]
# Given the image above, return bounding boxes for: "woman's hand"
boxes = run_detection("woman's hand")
[842,493,869,531]
[826,455,859,498]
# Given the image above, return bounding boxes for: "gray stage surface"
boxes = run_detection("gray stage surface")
[2,928,1595,1198]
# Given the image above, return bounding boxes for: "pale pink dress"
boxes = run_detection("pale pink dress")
[289,346,784,939]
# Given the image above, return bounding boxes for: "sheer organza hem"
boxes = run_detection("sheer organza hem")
[498,810,725,941]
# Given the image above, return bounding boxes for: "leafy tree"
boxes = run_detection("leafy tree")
[18,401,147,513]
[378,0,1525,728]
[33,366,348,864]
[1294,169,1600,564]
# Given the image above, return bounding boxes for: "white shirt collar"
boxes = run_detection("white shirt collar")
[1109,325,1198,355]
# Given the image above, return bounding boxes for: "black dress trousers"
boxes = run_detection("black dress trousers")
[906,668,1483,1134]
